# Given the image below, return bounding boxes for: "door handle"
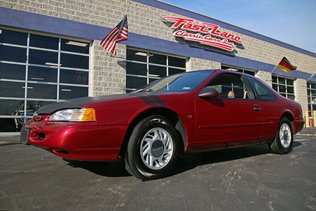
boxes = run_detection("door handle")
[253,104,261,111]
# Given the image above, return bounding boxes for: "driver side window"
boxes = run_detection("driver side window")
[207,73,249,100]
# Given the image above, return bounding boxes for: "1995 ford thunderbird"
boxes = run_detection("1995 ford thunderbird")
[21,69,304,180]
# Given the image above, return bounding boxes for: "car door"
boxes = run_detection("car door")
[194,73,262,149]
[244,75,280,142]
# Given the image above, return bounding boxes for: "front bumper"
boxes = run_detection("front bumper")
[21,121,128,161]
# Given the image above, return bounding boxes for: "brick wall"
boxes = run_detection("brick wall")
[294,79,308,115]
[1,0,315,74]
[90,43,126,96]
[256,71,273,87]
[0,0,315,107]
[188,58,221,71]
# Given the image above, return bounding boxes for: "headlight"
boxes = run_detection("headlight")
[49,108,96,122]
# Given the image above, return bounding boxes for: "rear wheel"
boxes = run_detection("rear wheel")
[269,118,293,154]
[125,115,180,180]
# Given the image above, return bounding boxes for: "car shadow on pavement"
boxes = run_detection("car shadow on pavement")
[174,144,270,176]
[64,159,131,177]
[64,141,302,178]
[0,142,21,147]
[173,140,302,177]
[293,141,302,148]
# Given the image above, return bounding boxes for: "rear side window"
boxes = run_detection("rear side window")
[246,76,276,101]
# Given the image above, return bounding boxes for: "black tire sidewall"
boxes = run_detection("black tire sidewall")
[127,115,180,179]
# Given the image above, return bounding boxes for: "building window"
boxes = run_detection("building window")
[221,65,256,76]
[307,82,316,120]
[126,48,186,92]
[0,28,90,132]
[272,75,295,100]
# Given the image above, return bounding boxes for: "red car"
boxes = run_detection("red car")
[21,70,304,180]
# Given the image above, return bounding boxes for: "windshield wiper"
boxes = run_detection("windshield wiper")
[132,88,153,93]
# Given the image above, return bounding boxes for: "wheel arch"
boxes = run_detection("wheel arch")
[119,107,187,158]
[269,111,295,144]
[281,111,294,122]
[269,112,294,154]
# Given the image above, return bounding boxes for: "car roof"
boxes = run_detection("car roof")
[189,69,245,77]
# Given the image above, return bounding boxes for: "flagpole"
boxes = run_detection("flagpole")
[271,64,277,74]
[307,73,315,81]
[113,15,127,43]
[111,15,127,57]
[118,15,127,34]
[271,57,283,74]
[272,56,297,75]
[101,15,128,57]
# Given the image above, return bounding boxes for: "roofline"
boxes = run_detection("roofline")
[132,0,316,57]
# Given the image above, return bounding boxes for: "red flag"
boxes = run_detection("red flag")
[100,15,128,55]
[276,57,297,72]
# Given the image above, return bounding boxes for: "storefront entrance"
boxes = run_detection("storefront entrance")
[0,28,90,132]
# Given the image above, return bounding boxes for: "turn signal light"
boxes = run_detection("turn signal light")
[80,108,96,121]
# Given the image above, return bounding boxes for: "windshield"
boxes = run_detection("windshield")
[135,70,214,93]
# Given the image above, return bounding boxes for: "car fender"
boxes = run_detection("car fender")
[119,105,190,157]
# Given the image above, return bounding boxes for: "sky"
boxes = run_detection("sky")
[162,0,316,54]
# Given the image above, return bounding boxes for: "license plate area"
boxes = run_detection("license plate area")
[20,126,31,145]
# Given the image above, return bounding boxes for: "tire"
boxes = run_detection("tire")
[125,115,180,180]
[269,118,293,154]
[124,150,134,176]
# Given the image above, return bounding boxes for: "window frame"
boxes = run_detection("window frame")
[245,75,277,102]
[205,72,255,100]
[125,48,187,93]
[221,65,257,76]
[0,27,90,131]
[307,82,316,120]
[272,75,295,100]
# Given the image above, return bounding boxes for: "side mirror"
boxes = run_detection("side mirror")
[198,87,219,99]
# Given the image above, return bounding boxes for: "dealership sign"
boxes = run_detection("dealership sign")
[163,16,243,52]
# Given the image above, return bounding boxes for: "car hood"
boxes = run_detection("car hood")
[35,92,181,114]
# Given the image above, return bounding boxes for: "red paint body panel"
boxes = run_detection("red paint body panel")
[23,70,305,161]
[27,119,127,161]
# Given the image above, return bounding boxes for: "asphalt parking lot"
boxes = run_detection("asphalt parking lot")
[0,129,316,211]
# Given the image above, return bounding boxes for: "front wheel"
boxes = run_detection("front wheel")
[269,118,293,154]
[125,115,180,180]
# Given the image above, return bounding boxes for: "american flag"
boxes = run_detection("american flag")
[100,15,128,55]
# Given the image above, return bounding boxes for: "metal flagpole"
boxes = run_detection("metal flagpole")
[118,15,127,34]
[271,64,277,74]
[110,15,127,58]
[271,57,283,74]
[307,73,315,82]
